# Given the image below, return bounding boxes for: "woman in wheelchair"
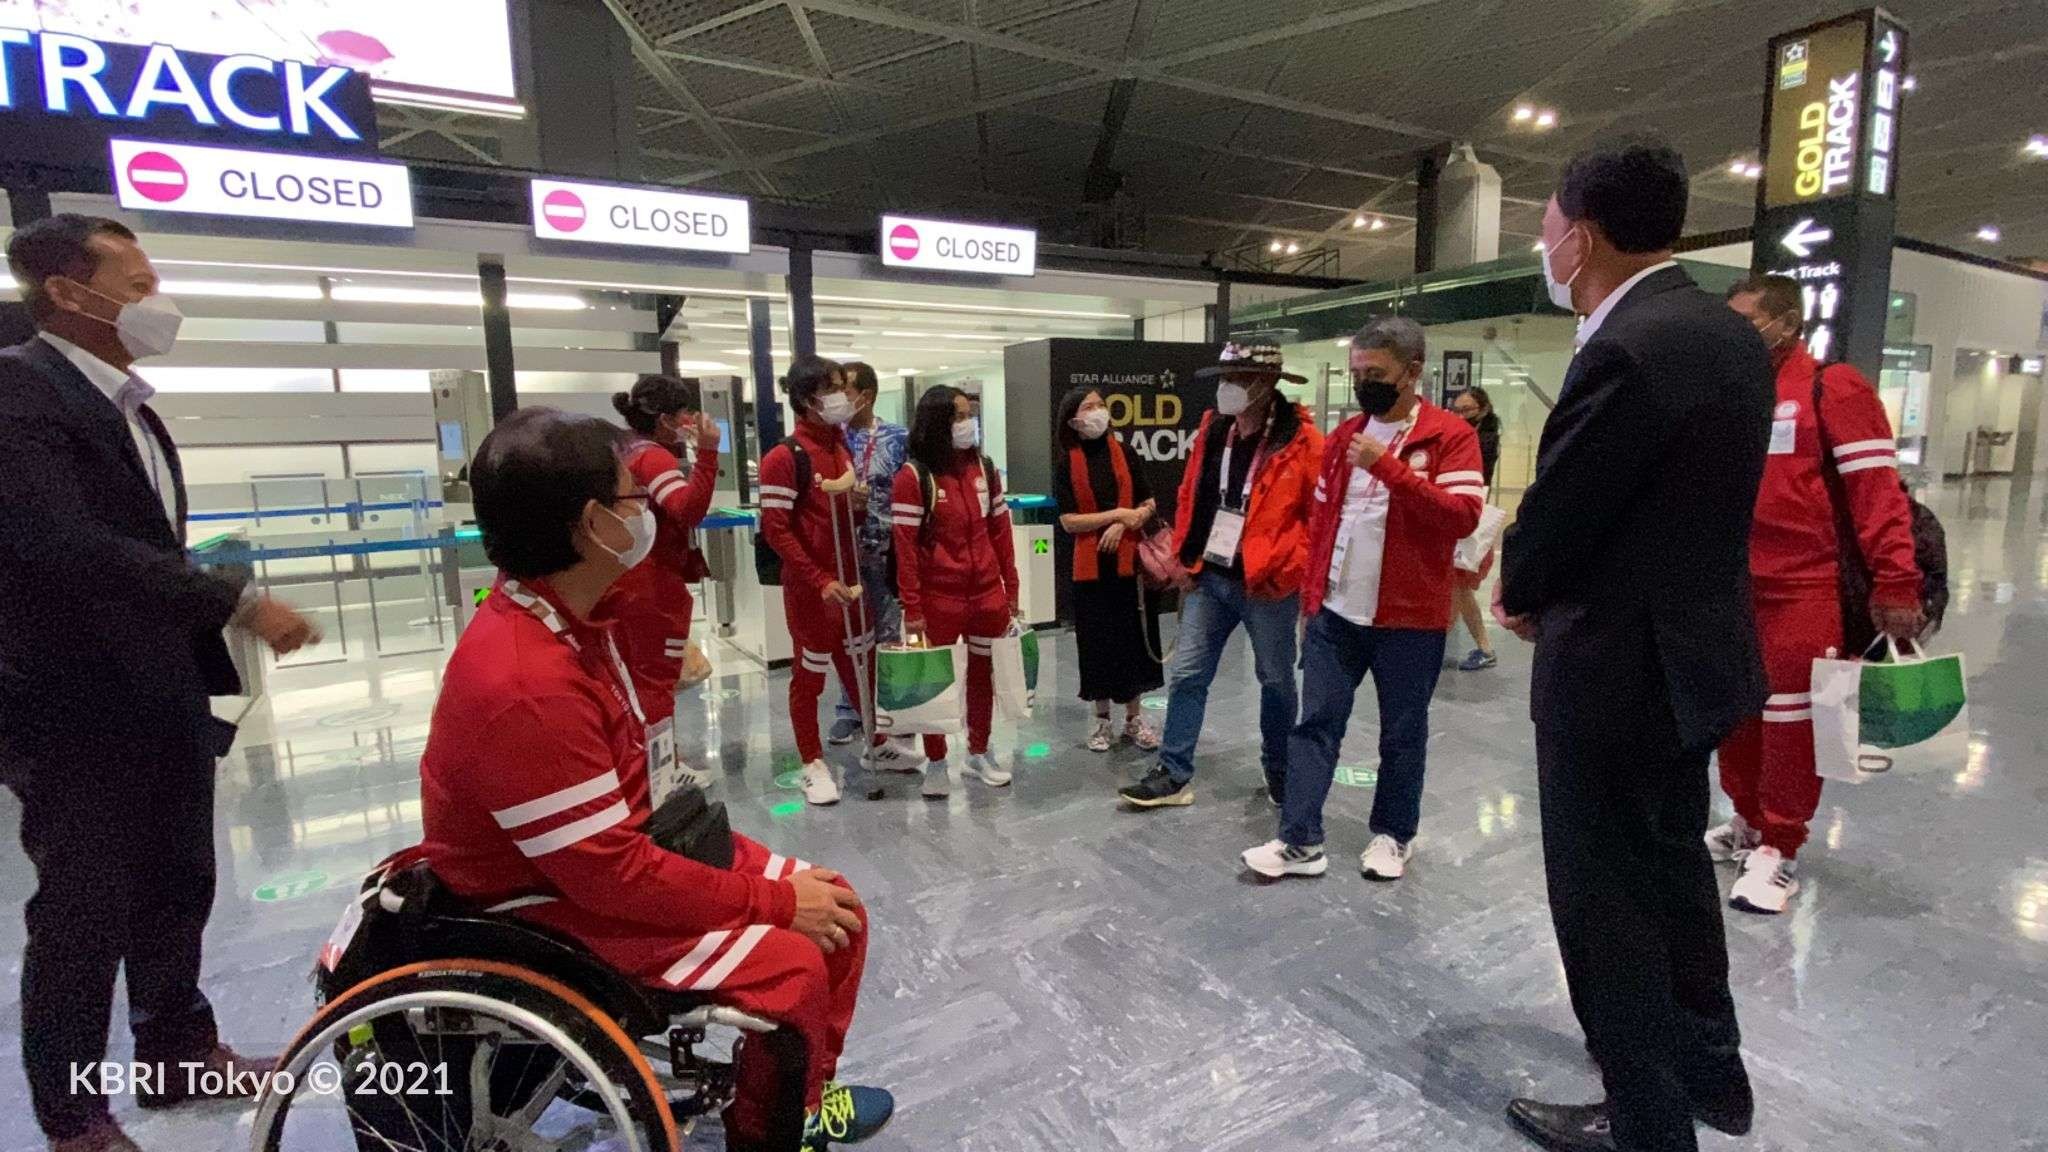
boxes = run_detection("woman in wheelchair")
[259,409,892,1152]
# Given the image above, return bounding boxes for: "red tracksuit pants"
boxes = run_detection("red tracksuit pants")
[514,834,865,1143]
[914,585,1011,761]
[617,588,695,729]
[1717,595,1842,857]
[786,590,876,763]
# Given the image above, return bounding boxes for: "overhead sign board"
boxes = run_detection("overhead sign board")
[529,179,751,255]
[2,1,517,116]
[110,138,415,228]
[0,28,376,184]
[880,215,1037,277]
[1754,8,1908,378]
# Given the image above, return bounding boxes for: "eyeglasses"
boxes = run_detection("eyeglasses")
[609,490,652,507]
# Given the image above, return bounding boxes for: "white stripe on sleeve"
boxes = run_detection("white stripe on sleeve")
[889,503,923,515]
[760,498,794,511]
[1832,439,1894,459]
[1835,455,1897,475]
[513,801,630,858]
[661,930,731,986]
[1445,486,1487,500]
[690,924,774,991]
[1761,708,1813,723]
[764,852,787,880]
[1434,470,1484,486]
[491,771,622,829]
[759,484,797,498]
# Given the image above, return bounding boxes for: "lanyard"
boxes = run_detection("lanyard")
[500,580,646,727]
[855,426,880,479]
[1217,426,1267,512]
[1351,419,1416,505]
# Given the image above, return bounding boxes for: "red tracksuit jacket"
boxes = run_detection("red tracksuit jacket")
[606,437,717,686]
[1752,343,1920,607]
[758,420,863,599]
[888,453,1020,622]
[1300,401,1486,630]
[418,577,794,937]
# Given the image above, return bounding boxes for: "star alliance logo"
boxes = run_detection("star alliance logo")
[1157,369,1177,390]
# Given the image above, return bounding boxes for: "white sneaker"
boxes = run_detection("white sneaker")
[1705,816,1761,864]
[678,762,713,790]
[863,736,921,773]
[1240,839,1328,878]
[1360,834,1412,881]
[967,753,1011,787]
[920,759,951,799]
[1729,846,1799,914]
[1086,718,1115,753]
[800,759,840,806]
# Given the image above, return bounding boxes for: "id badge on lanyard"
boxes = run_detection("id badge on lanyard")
[1328,422,1412,586]
[1203,432,1259,566]
[645,716,680,807]
[502,580,665,801]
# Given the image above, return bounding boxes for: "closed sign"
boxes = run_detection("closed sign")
[880,214,1036,277]
[109,138,413,227]
[529,178,751,255]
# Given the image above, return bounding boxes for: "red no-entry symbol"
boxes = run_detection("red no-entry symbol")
[888,223,920,261]
[541,188,587,233]
[126,151,188,204]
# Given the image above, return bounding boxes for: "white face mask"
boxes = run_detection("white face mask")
[595,502,656,569]
[1541,227,1586,313]
[1215,381,1250,417]
[815,392,855,426]
[1075,409,1111,440]
[952,417,980,450]
[80,286,184,358]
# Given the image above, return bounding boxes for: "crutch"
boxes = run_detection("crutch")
[816,470,881,791]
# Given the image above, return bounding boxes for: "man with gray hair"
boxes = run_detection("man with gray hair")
[1240,316,1485,881]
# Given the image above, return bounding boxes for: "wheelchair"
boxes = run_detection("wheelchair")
[252,859,809,1152]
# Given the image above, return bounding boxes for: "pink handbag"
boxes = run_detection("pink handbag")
[1135,516,1191,592]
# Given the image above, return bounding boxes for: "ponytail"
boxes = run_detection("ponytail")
[614,374,702,436]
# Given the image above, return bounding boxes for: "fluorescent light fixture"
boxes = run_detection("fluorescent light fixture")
[1535,110,1558,128]
[327,286,586,310]
[672,360,737,372]
[371,88,527,119]
[897,368,918,377]
[161,280,324,300]
[1513,106,1534,122]
[811,293,1128,320]
[1976,225,2002,243]
[879,330,1013,341]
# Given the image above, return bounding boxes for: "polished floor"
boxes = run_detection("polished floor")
[3,478,2046,1151]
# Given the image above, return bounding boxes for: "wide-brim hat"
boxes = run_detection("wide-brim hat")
[1194,341,1306,384]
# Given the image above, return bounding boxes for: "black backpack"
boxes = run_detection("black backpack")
[750,439,812,587]
[1812,372,1950,646]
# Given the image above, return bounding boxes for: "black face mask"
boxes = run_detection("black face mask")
[1353,376,1401,416]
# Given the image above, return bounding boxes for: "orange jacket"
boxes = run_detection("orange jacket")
[1172,404,1323,600]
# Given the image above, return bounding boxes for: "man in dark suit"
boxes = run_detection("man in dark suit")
[1497,139,1774,1152]
[0,215,317,1152]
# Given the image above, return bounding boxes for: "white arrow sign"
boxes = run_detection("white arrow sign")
[1781,218,1834,259]
[1879,29,1900,64]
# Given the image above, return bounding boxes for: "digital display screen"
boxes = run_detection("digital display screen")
[438,420,466,461]
[0,0,518,111]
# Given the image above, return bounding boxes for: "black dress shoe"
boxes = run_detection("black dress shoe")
[1506,1098,1616,1152]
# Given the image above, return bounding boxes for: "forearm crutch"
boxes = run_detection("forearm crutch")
[816,470,876,749]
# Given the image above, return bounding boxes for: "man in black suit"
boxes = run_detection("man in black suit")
[0,215,317,1152]
[1497,139,1774,1152]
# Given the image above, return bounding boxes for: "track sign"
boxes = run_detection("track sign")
[109,138,413,227]
[880,214,1037,277]
[529,178,751,255]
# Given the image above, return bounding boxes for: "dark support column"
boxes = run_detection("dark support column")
[8,189,52,226]
[1414,148,1442,275]
[477,255,518,421]
[749,297,782,467]
[787,246,816,361]
[1132,316,1146,340]
[1211,281,1231,343]
[655,293,686,377]
[319,276,342,392]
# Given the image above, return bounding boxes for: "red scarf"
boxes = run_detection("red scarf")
[1069,441,1136,581]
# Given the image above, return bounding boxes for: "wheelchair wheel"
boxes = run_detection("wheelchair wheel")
[252,959,678,1152]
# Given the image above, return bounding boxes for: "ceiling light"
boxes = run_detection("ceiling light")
[326,285,585,310]
[939,365,951,371]
[1532,241,1546,253]
[1976,225,2002,243]
[1534,110,1558,129]
[1269,239,1284,253]
[2026,136,2048,157]
[672,360,736,372]
[1513,106,1534,122]
[878,330,1012,341]
[897,368,917,377]
[1728,159,1749,175]
[1285,241,1301,255]
[1334,337,1351,347]
[1369,217,1386,231]
[1901,75,1916,91]
[812,293,1128,320]
[1352,215,1367,229]
[161,280,324,300]
[1744,164,1762,179]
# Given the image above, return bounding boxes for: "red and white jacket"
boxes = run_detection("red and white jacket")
[758,419,863,599]
[1301,401,1486,631]
[605,437,716,648]
[419,577,794,936]
[888,452,1020,622]
[1751,343,1920,606]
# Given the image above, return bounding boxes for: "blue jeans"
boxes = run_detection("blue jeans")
[1280,610,1447,847]
[1158,569,1300,789]
[836,550,899,723]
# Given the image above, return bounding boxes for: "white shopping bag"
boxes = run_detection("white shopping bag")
[875,643,963,735]
[988,625,1040,721]
[1810,638,1970,783]
[1454,503,1508,574]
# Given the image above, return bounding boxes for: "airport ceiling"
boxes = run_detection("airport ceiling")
[394,0,2048,280]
